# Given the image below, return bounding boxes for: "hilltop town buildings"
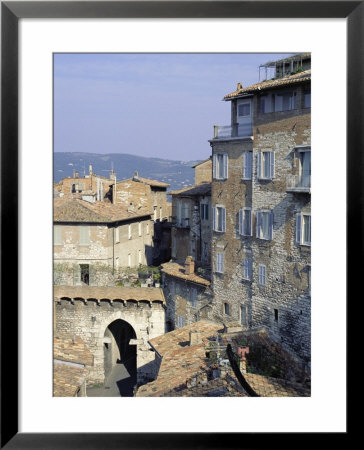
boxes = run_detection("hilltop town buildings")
[53,53,311,396]
[209,53,311,359]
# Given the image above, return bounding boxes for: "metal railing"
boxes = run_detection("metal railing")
[213,123,253,139]
[286,174,311,192]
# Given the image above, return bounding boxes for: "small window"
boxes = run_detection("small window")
[256,210,273,240]
[242,151,253,180]
[115,227,120,243]
[200,203,209,220]
[257,152,275,180]
[238,103,250,117]
[274,309,279,322]
[258,264,266,286]
[80,264,89,285]
[239,208,252,236]
[153,206,157,221]
[243,258,252,280]
[241,305,247,326]
[216,252,224,273]
[128,224,132,239]
[213,206,226,232]
[79,226,90,245]
[224,303,230,315]
[274,91,296,111]
[213,153,228,180]
[296,213,311,246]
[138,222,142,237]
[54,226,62,245]
[177,316,184,328]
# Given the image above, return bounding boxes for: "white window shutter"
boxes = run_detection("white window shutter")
[256,211,261,238]
[249,209,253,236]
[242,153,246,178]
[239,209,243,235]
[269,212,274,240]
[222,208,226,232]
[257,153,262,179]
[212,207,216,231]
[213,154,217,179]
[221,254,224,272]
[296,213,302,244]
[223,154,228,179]
[270,152,275,179]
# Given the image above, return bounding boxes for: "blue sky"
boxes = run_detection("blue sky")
[54,53,292,161]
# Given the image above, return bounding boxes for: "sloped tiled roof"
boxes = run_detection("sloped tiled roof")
[168,183,211,197]
[54,334,94,366]
[117,176,170,188]
[53,198,152,223]
[224,69,311,100]
[53,363,88,397]
[161,262,211,286]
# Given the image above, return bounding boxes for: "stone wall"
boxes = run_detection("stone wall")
[210,82,311,360]
[162,274,212,329]
[55,298,165,384]
[194,159,212,185]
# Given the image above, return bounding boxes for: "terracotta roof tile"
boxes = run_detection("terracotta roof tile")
[54,334,94,366]
[53,198,152,223]
[224,69,311,99]
[116,176,170,188]
[161,262,211,286]
[168,183,211,197]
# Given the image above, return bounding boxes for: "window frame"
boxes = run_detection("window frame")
[213,205,226,233]
[257,151,275,180]
[242,151,253,180]
[296,212,311,246]
[216,252,224,273]
[239,207,252,237]
[256,210,274,240]
[79,225,90,246]
[258,264,267,286]
[213,153,228,180]
[242,257,252,281]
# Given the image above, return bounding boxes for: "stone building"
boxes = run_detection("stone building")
[55,164,116,203]
[113,172,170,221]
[169,183,212,265]
[209,54,311,360]
[113,173,172,264]
[191,157,212,185]
[53,197,154,285]
[54,286,165,386]
[161,257,212,330]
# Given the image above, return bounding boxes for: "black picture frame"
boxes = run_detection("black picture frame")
[1,1,357,448]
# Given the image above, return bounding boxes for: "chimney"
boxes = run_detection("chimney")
[237,82,243,90]
[75,172,79,178]
[89,164,93,176]
[189,330,202,346]
[133,171,139,181]
[184,255,195,275]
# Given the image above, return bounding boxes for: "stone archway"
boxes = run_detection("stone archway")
[103,319,137,396]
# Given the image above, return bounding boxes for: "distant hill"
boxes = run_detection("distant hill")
[54,152,201,192]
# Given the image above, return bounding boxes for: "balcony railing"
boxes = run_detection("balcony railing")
[286,174,311,193]
[213,123,253,139]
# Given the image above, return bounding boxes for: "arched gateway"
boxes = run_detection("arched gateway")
[54,286,166,386]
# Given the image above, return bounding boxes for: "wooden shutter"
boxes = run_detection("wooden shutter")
[270,152,275,179]
[247,152,252,179]
[259,265,266,285]
[269,211,274,240]
[257,153,262,179]
[73,264,80,286]
[256,211,261,238]
[239,209,243,235]
[222,208,226,232]
[213,154,217,179]
[296,213,302,244]
[212,207,216,231]
[223,154,228,179]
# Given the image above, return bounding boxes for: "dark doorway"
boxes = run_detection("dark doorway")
[80,264,89,285]
[103,319,137,396]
